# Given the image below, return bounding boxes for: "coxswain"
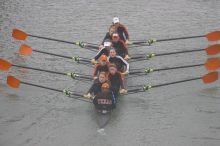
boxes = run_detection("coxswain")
[91,39,112,64]
[83,72,109,99]
[111,17,130,45]
[100,17,130,47]
[93,55,109,80]
[108,48,129,75]
[111,32,130,60]
[108,63,127,95]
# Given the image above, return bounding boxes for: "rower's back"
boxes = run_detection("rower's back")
[93,91,115,111]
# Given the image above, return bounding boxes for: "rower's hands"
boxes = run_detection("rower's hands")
[93,76,98,80]
[83,93,94,100]
[99,45,104,50]
[121,71,129,76]
[124,55,131,60]
[91,59,96,65]
[120,89,127,94]
[125,40,130,45]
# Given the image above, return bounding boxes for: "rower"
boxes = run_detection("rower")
[100,25,117,48]
[93,54,109,80]
[93,83,116,111]
[111,32,130,60]
[91,39,112,64]
[100,17,130,47]
[108,63,127,95]
[108,48,129,75]
[83,72,109,99]
[111,17,130,45]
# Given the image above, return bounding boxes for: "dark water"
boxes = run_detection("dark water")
[0,0,220,145]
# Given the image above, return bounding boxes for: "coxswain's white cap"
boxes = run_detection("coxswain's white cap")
[104,41,112,47]
[113,17,119,24]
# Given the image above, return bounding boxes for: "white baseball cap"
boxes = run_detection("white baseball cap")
[113,17,120,24]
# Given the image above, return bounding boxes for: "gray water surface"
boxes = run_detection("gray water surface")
[0,0,220,146]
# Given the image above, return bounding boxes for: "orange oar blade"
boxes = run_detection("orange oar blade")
[12,29,28,40]
[205,44,220,55]
[205,58,220,71]
[206,31,220,41]
[0,59,12,71]
[7,76,21,88]
[19,44,33,56]
[202,71,219,84]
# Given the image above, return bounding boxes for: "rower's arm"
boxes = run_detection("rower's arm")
[119,73,125,89]
[94,48,105,60]
[120,24,129,40]
[88,81,98,94]
[101,32,110,45]
[117,56,129,72]
[120,40,128,55]
[93,65,99,77]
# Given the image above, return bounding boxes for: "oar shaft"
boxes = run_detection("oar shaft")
[130,63,204,75]
[155,64,203,71]
[28,34,98,52]
[132,35,205,44]
[33,49,90,63]
[128,77,202,93]
[131,48,204,61]
[28,34,75,45]
[21,81,91,103]
[156,48,204,56]
[12,64,92,80]
[157,35,205,42]
[33,49,72,59]
[21,81,63,92]
[12,64,65,75]
[152,77,201,88]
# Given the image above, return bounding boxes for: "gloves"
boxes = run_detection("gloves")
[120,89,127,94]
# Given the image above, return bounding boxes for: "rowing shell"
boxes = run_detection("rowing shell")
[95,108,112,128]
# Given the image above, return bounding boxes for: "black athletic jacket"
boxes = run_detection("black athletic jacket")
[93,91,115,110]
[112,40,128,58]
[108,56,129,73]
[93,47,109,60]
[108,72,125,94]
